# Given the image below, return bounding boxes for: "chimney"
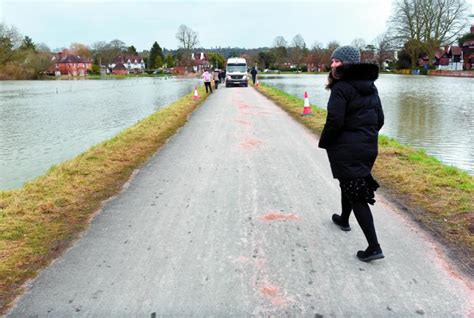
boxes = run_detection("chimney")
[471,24,474,34]
[200,52,204,60]
[191,53,195,60]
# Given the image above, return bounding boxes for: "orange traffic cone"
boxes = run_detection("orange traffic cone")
[301,91,313,116]
[193,86,200,100]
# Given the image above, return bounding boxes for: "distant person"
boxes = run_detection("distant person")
[213,69,220,89]
[202,68,212,94]
[318,45,385,262]
[250,66,258,85]
[219,69,225,83]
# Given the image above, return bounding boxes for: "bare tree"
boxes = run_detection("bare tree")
[351,38,367,52]
[422,0,469,63]
[91,40,124,65]
[176,24,199,67]
[307,42,325,72]
[290,34,307,67]
[272,36,288,67]
[389,0,469,68]
[109,39,126,51]
[70,42,91,59]
[374,33,395,69]
[272,36,288,48]
[327,41,340,51]
[311,41,323,51]
[291,34,306,49]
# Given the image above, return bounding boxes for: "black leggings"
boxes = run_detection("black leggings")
[341,192,379,248]
[204,82,212,93]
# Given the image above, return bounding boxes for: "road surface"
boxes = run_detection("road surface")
[8,86,472,317]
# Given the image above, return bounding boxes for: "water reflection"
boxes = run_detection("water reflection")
[260,74,474,174]
[0,77,199,189]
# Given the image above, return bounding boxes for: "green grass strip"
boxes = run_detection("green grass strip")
[256,83,473,271]
[0,86,208,312]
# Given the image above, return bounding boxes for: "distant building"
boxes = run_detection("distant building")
[108,55,145,74]
[462,25,474,70]
[432,46,463,70]
[51,50,92,76]
[416,24,473,70]
[191,52,209,72]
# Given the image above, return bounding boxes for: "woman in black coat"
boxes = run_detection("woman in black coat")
[318,45,385,262]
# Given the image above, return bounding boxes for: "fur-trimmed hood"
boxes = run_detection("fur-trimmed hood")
[334,63,379,96]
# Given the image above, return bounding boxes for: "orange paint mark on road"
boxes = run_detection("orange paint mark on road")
[240,138,262,150]
[260,285,278,297]
[258,212,299,221]
[259,283,287,306]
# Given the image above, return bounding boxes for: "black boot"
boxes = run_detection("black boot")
[357,245,384,262]
[332,214,351,231]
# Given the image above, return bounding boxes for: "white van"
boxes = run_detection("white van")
[225,57,248,87]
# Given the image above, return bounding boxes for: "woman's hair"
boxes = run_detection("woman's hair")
[326,70,339,90]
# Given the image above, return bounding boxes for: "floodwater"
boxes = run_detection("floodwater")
[259,73,474,175]
[0,77,199,190]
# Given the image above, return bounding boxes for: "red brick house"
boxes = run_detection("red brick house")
[52,50,92,76]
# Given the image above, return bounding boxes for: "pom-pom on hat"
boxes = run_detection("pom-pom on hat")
[330,45,361,64]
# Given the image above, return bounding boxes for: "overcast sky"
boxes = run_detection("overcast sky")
[1,0,473,51]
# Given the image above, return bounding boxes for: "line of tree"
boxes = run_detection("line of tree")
[0,23,179,79]
[2,1,472,80]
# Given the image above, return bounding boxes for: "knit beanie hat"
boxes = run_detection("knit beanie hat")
[330,46,361,64]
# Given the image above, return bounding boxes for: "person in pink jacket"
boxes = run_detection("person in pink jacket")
[202,68,213,93]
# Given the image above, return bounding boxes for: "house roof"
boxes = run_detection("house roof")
[192,52,207,60]
[113,55,143,64]
[463,40,474,47]
[113,63,127,70]
[58,55,88,64]
[434,49,445,59]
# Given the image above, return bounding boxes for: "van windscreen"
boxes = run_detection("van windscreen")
[227,63,247,72]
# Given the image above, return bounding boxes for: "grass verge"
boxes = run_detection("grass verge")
[0,86,208,313]
[256,83,474,273]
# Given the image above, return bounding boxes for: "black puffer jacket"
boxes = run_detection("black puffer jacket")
[318,63,384,180]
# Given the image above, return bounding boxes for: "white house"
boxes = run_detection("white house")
[108,55,146,74]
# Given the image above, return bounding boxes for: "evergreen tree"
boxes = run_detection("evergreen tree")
[458,32,474,47]
[155,55,163,68]
[127,45,137,56]
[148,41,164,69]
[165,54,175,68]
[20,35,36,52]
